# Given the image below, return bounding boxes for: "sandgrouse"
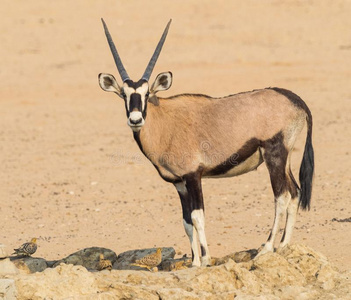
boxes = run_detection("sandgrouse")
[96,254,112,271]
[131,248,162,271]
[13,238,37,256]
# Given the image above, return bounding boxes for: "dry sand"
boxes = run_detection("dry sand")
[1,0,350,273]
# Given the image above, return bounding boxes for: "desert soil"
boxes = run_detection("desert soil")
[0,0,350,273]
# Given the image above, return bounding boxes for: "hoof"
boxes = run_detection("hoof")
[201,256,212,267]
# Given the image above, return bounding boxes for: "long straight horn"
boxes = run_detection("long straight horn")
[141,19,172,81]
[101,18,130,82]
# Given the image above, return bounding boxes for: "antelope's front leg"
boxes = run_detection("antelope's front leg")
[175,182,201,266]
[185,173,211,266]
[179,172,211,267]
[191,208,211,266]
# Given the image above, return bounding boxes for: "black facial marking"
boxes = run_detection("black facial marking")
[142,99,148,119]
[206,138,262,176]
[125,79,147,89]
[129,93,142,112]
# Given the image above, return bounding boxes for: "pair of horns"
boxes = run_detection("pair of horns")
[101,18,172,82]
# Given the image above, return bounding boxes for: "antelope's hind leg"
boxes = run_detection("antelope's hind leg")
[279,170,300,248]
[258,133,293,256]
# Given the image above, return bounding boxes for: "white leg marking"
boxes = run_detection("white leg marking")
[258,193,291,256]
[191,209,211,266]
[280,195,299,248]
[183,220,201,267]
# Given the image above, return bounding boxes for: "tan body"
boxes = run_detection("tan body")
[139,89,305,181]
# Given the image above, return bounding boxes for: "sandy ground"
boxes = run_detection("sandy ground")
[1,0,350,272]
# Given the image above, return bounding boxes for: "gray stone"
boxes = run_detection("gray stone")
[160,257,191,271]
[52,247,117,270]
[11,257,47,274]
[0,279,17,300]
[114,247,175,270]
[214,248,258,265]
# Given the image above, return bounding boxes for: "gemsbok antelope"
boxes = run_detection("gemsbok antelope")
[98,19,314,267]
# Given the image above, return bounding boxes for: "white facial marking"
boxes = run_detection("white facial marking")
[127,111,145,131]
[137,82,149,111]
[123,82,149,131]
[129,111,143,122]
[123,85,135,111]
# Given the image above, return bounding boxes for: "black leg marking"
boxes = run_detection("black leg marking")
[183,169,204,211]
[263,132,289,197]
[280,229,286,243]
[177,188,192,225]
[267,231,272,242]
[288,168,299,199]
[200,245,207,257]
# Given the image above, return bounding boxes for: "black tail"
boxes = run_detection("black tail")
[299,111,314,210]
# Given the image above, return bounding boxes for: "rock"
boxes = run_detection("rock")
[0,258,19,275]
[252,251,307,288]
[4,244,351,299]
[277,243,340,289]
[114,247,175,270]
[160,257,191,271]
[214,249,258,265]
[15,264,98,299]
[52,247,117,270]
[156,287,203,299]
[0,245,8,259]
[0,279,17,300]
[11,257,47,274]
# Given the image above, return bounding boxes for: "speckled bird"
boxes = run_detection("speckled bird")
[96,254,112,271]
[131,248,162,271]
[13,238,37,256]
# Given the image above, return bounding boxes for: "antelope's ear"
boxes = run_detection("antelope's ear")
[150,72,172,94]
[98,73,123,98]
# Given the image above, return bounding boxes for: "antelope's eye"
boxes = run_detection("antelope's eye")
[145,92,150,99]
[121,91,126,98]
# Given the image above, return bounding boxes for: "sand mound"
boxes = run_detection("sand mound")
[1,244,350,299]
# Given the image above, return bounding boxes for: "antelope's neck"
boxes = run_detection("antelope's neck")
[133,103,166,164]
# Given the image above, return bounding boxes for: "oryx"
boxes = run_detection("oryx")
[98,19,314,267]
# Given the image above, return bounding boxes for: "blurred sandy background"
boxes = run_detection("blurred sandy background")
[0,1,350,271]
